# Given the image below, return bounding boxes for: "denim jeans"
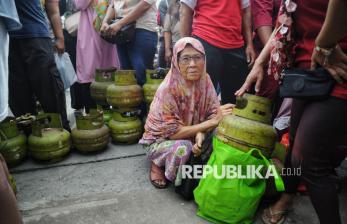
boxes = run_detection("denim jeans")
[194,36,249,104]
[117,28,158,86]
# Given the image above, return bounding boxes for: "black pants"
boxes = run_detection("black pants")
[8,38,70,131]
[195,36,249,104]
[284,97,347,224]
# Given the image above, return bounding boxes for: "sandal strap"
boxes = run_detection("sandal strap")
[269,207,287,216]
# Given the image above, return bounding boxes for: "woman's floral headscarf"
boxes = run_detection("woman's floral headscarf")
[140,37,220,145]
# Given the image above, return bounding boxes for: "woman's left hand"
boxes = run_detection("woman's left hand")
[220,104,234,116]
[193,132,205,156]
[311,45,347,84]
[106,22,122,36]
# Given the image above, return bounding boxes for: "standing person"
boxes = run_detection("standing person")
[236,0,347,223]
[0,1,23,223]
[73,0,119,112]
[163,0,180,66]
[8,0,70,131]
[180,0,256,104]
[101,0,158,86]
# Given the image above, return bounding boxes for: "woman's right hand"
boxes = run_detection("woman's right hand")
[100,22,109,34]
[235,61,265,96]
[165,48,172,65]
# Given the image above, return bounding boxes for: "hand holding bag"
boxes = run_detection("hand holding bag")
[279,67,335,100]
[101,17,136,45]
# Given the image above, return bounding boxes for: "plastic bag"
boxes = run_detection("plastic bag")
[194,137,284,224]
[54,52,77,89]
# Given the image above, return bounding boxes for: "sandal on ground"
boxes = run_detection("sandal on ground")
[262,207,287,224]
[149,164,167,189]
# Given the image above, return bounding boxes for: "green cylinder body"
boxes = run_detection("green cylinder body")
[143,69,166,107]
[90,68,116,106]
[0,118,27,167]
[71,110,110,152]
[109,110,143,144]
[106,70,143,108]
[216,94,276,158]
[28,113,71,163]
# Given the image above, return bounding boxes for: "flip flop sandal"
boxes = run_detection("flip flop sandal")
[149,167,168,189]
[262,207,287,224]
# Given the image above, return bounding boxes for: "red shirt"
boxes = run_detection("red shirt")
[293,0,347,100]
[191,0,245,49]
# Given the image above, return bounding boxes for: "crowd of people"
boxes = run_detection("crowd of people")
[1,0,347,223]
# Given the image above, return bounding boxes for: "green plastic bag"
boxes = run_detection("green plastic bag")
[194,137,284,224]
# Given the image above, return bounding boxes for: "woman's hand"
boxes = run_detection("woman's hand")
[100,22,109,34]
[235,61,265,96]
[245,45,257,68]
[193,132,205,156]
[311,45,347,84]
[220,104,234,116]
[106,22,122,36]
[165,48,172,65]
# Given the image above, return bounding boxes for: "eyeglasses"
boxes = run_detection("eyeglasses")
[178,54,205,65]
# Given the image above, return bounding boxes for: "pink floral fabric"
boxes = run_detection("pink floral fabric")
[267,0,297,80]
[140,37,220,145]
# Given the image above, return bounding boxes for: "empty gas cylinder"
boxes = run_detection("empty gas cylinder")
[28,113,71,163]
[216,94,277,158]
[106,70,143,108]
[0,117,27,167]
[90,68,116,106]
[109,109,143,144]
[72,109,110,152]
[143,68,168,107]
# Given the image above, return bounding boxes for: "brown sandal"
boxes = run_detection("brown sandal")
[149,163,167,189]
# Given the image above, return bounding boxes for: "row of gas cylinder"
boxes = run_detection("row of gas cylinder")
[90,68,168,144]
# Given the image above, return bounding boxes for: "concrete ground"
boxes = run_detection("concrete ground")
[9,91,347,224]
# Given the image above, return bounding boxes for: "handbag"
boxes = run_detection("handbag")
[279,67,335,100]
[64,11,81,37]
[101,18,136,45]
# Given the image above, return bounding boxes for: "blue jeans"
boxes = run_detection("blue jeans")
[117,28,158,86]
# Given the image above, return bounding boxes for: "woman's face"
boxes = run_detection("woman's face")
[178,46,205,82]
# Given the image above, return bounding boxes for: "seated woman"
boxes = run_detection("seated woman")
[139,37,233,188]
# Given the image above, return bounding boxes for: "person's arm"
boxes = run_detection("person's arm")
[242,5,256,67]
[235,29,275,96]
[311,0,347,83]
[315,0,347,48]
[107,0,153,35]
[170,109,222,140]
[179,2,194,37]
[163,14,172,64]
[251,0,274,46]
[100,2,116,33]
[46,0,64,53]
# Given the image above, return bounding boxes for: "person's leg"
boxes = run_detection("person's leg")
[263,99,307,223]
[117,42,133,70]
[221,47,249,104]
[290,97,347,224]
[0,155,22,224]
[8,39,36,116]
[157,35,166,68]
[128,29,158,86]
[22,38,70,130]
[194,36,223,91]
[148,140,193,185]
